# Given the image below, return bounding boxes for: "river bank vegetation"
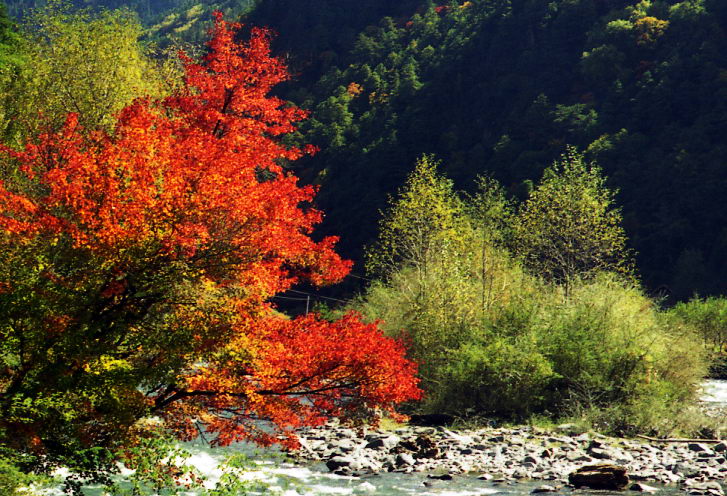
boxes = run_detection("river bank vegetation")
[0,0,726,494]
[353,152,718,438]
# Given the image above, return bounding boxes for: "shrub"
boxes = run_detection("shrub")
[0,455,43,496]
[666,297,727,378]
[543,276,705,405]
[433,336,555,418]
[358,157,708,435]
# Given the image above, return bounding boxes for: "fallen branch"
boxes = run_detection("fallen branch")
[636,435,723,443]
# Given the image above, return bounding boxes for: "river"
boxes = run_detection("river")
[701,379,727,407]
[41,380,726,495]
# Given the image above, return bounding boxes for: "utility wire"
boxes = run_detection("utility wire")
[286,289,352,304]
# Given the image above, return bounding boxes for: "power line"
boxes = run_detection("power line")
[271,295,309,301]
[286,289,352,304]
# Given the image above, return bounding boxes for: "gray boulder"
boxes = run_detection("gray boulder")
[531,485,558,493]
[326,455,360,472]
[568,464,629,490]
[396,452,416,467]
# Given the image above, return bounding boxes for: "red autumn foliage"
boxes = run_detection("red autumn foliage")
[0,13,420,453]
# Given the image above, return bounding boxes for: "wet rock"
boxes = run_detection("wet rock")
[355,481,377,493]
[396,439,418,452]
[330,438,359,453]
[631,483,659,493]
[631,470,659,481]
[365,435,400,451]
[532,484,558,493]
[568,464,629,490]
[326,455,361,472]
[428,473,453,480]
[688,443,713,453]
[672,462,702,478]
[396,453,416,467]
[685,481,725,496]
[713,442,727,453]
[572,455,595,463]
[588,448,614,460]
[396,434,440,459]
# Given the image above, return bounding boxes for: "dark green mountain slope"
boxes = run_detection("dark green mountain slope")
[243,0,426,83]
[244,0,727,300]
[5,0,252,37]
[6,0,174,22]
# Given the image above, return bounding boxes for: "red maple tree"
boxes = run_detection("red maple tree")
[0,14,420,455]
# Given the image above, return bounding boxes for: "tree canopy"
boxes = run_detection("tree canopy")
[0,5,171,144]
[0,14,420,473]
[513,147,633,290]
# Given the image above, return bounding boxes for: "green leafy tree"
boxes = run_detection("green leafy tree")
[0,2,22,68]
[466,175,515,311]
[0,2,24,138]
[366,154,470,280]
[513,147,633,292]
[1,4,172,144]
[364,155,475,383]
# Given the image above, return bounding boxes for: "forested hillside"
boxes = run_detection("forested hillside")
[5,0,253,46]
[240,0,727,301]
[6,0,175,21]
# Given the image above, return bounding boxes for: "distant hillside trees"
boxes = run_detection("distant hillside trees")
[243,0,727,300]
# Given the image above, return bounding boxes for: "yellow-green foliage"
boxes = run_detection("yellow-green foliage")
[366,154,472,280]
[0,450,51,496]
[512,147,633,290]
[541,276,705,409]
[360,155,531,387]
[358,155,708,433]
[665,296,727,378]
[666,296,727,350]
[0,5,175,144]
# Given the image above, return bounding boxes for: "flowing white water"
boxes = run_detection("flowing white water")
[39,438,504,495]
[40,380,727,495]
[701,379,727,406]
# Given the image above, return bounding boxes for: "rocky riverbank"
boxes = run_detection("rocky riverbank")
[291,421,726,495]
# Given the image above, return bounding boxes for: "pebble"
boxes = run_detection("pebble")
[294,422,727,494]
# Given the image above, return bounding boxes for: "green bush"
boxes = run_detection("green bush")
[542,278,662,408]
[666,296,727,378]
[0,456,35,496]
[357,158,709,435]
[433,336,555,418]
[539,276,707,434]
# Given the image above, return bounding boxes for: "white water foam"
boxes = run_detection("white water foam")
[701,379,727,406]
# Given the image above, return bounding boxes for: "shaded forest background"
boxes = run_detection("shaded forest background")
[4,0,727,301]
